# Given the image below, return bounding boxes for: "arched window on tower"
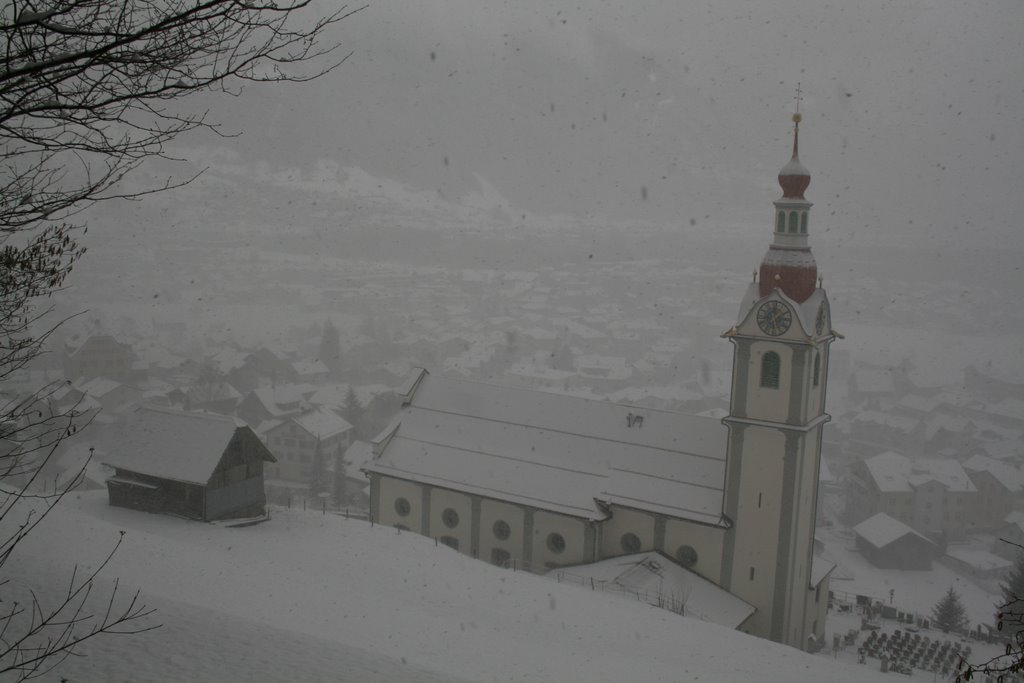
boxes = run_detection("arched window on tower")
[776,211,785,232]
[801,212,808,234]
[760,351,781,389]
[813,352,821,387]
[788,211,799,233]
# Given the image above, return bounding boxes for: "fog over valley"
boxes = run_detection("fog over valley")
[4,0,1023,680]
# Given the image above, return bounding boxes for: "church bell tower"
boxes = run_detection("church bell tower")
[719,97,835,649]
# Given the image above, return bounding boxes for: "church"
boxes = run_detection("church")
[364,109,836,651]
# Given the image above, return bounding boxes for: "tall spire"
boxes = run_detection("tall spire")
[778,86,811,200]
[758,90,817,303]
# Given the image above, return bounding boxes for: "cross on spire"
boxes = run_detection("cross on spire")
[794,82,803,115]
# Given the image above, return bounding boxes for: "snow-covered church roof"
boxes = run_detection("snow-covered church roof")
[365,371,728,525]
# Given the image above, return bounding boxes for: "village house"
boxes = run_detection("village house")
[845,451,977,540]
[962,454,1024,530]
[853,513,936,570]
[76,377,143,414]
[63,334,138,383]
[101,407,275,521]
[235,384,311,429]
[261,407,353,493]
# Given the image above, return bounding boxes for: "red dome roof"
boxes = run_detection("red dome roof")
[759,247,817,303]
[778,157,810,199]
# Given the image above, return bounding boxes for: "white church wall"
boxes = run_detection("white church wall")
[728,425,786,638]
[745,342,793,424]
[806,346,829,420]
[376,476,424,532]
[598,506,656,558]
[804,574,830,651]
[663,518,725,580]
[479,498,526,567]
[532,510,590,570]
[787,432,822,647]
[429,487,473,552]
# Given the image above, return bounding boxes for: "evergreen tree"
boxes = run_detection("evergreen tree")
[932,586,968,634]
[343,386,365,439]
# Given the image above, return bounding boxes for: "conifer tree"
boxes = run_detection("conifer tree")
[932,586,968,634]
[343,386,364,439]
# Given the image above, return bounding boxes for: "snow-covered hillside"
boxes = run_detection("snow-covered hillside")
[10,492,895,682]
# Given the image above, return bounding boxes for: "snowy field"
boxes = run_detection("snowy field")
[6,491,902,683]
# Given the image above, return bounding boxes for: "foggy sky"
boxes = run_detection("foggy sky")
[174,0,1024,250]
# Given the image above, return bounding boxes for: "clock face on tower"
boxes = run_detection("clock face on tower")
[815,302,827,335]
[756,301,792,336]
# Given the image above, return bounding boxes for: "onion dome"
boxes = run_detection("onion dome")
[778,112,810,199]
[758,106,817,303]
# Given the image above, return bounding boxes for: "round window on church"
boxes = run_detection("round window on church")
[442,508,460,529]
[621,532,642,554]
[493,520,511,540]
[547,532,566,554]
[676,545,698,568]
[394,497,411,517]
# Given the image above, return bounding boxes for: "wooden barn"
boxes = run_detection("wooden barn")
[102,407,276,521]
[853,512,936,570]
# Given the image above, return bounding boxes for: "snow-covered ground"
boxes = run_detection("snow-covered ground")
[818,525,1003,628]
[7,491,902,683]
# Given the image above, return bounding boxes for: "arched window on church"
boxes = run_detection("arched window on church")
[760,351,780,389]
[788,211,799,233]
[800,211,808,234]
[813,352,821,387]
[776,211,785,233]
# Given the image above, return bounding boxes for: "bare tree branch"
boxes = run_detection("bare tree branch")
[0,0,362,677]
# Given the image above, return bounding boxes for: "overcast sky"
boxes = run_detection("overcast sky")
[171,0,1020,253]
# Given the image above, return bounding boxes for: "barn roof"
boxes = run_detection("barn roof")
[963,454,1024,493]
[365,371,728,525]
[99,407,267,485]
[853,512,935,550]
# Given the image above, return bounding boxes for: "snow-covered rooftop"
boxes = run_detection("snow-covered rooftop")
[963,453,1024,492]
[944,548,1013,573]
[550,551,754,628]
[853,512,934,550]
[292,407,353,440]
[78,376,125,398]
[863,451,975,493]
[366,373,727,524]
[98,407,257,485]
